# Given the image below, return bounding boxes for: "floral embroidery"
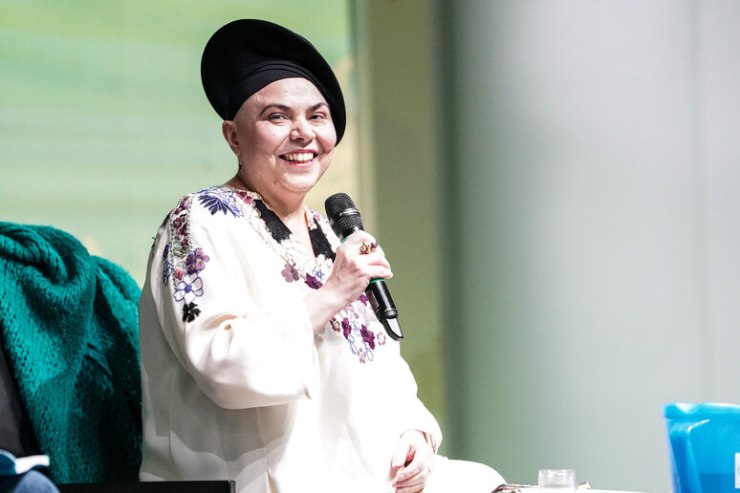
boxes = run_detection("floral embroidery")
[182,302,201,322]
[339,311,378,364]
[296,256,384,363]
[186,248,209,274]
[281,263,300,282]
[339,304,386,363]
[236,190,386,363]
[360,325,376,350]
[160,186,387,361]
[161,188,253,323]
[197,188,246,217]
[173,275,204,303]
[305,273,323,290]
[340,318,351,338]
[161,244,172,286]
[375,332,387,346]
[163,190,218,323]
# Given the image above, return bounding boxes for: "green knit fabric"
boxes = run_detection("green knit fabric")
[0,222,142,483]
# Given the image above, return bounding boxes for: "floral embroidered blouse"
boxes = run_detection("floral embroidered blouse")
[138,186,442,493]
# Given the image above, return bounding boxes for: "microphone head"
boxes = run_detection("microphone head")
[324,192,364,238]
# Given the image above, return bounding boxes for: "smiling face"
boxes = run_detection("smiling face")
[222,77,337,212]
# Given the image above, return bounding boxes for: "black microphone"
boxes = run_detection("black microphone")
[324,193,403,341]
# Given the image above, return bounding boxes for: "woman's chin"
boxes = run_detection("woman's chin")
[283,168,328,193]
[282,177,323,196]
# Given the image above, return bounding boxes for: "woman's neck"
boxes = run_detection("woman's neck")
[225,174,305,220]
[225,174,311,248]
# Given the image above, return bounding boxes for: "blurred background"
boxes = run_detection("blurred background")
[3,1,740,492]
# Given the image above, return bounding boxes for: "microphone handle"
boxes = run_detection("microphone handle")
[366,279,403,341]
[334,224,404,341]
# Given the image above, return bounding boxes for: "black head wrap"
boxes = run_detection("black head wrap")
[201,19,346,144]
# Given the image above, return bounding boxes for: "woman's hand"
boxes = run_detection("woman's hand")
[304,231,393,333]
[325,232,392,303]
[390,430,436,493]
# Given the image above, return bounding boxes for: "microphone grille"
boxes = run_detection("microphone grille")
[324,192,363,236]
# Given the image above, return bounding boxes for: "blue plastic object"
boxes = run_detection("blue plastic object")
[665,402,740,493]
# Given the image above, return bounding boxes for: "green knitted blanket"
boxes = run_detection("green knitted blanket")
[0,222,142,483]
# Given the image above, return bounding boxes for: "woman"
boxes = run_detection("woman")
[138,19,504,493]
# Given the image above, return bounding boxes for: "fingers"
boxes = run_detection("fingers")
[391,431,435,493]
[359,240,377,255]
[390,441,408,470]
[394,462,433,493]
[339,232,392,276]
[345,232,379,254]
[320,232,392,306]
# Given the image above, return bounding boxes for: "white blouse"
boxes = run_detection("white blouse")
[138,186,442,493]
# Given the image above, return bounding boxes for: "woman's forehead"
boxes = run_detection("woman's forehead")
[247,78,328,107]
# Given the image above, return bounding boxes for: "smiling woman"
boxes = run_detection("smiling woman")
[136,18,504,493]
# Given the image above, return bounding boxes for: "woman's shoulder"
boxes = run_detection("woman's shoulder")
[156,186,258,230]
[172,186,257,218]
[154,186,259,245]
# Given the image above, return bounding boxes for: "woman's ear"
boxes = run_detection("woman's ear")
[222,120,239,154]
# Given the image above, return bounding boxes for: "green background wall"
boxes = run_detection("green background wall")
[0,1,355,283]
[5,1,740,492]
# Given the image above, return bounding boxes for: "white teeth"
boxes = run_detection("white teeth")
[283,152,315,162]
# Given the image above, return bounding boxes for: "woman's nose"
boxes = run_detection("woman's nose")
[290,118,314,141]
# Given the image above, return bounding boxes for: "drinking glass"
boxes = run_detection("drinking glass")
[538,469,576,492]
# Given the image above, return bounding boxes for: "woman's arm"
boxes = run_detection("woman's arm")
[146,198,318,410]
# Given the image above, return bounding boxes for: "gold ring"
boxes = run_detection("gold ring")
[359,241,377,255]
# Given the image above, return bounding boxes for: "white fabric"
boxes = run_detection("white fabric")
[138,187,444,493]
[425,458,505,493]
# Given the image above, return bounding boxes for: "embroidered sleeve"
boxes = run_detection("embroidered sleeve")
[162,189,246,323]
[152,188,318,409]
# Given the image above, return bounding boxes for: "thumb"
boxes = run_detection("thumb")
[390,437,411,469]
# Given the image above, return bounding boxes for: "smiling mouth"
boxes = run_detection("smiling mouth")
[281,151,316,163]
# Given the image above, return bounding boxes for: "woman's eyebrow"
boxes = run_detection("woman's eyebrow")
[259,103,290,116]
[309,102,330,111]
[258,101,329,116]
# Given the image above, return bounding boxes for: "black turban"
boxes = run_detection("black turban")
[201,19,346,144]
